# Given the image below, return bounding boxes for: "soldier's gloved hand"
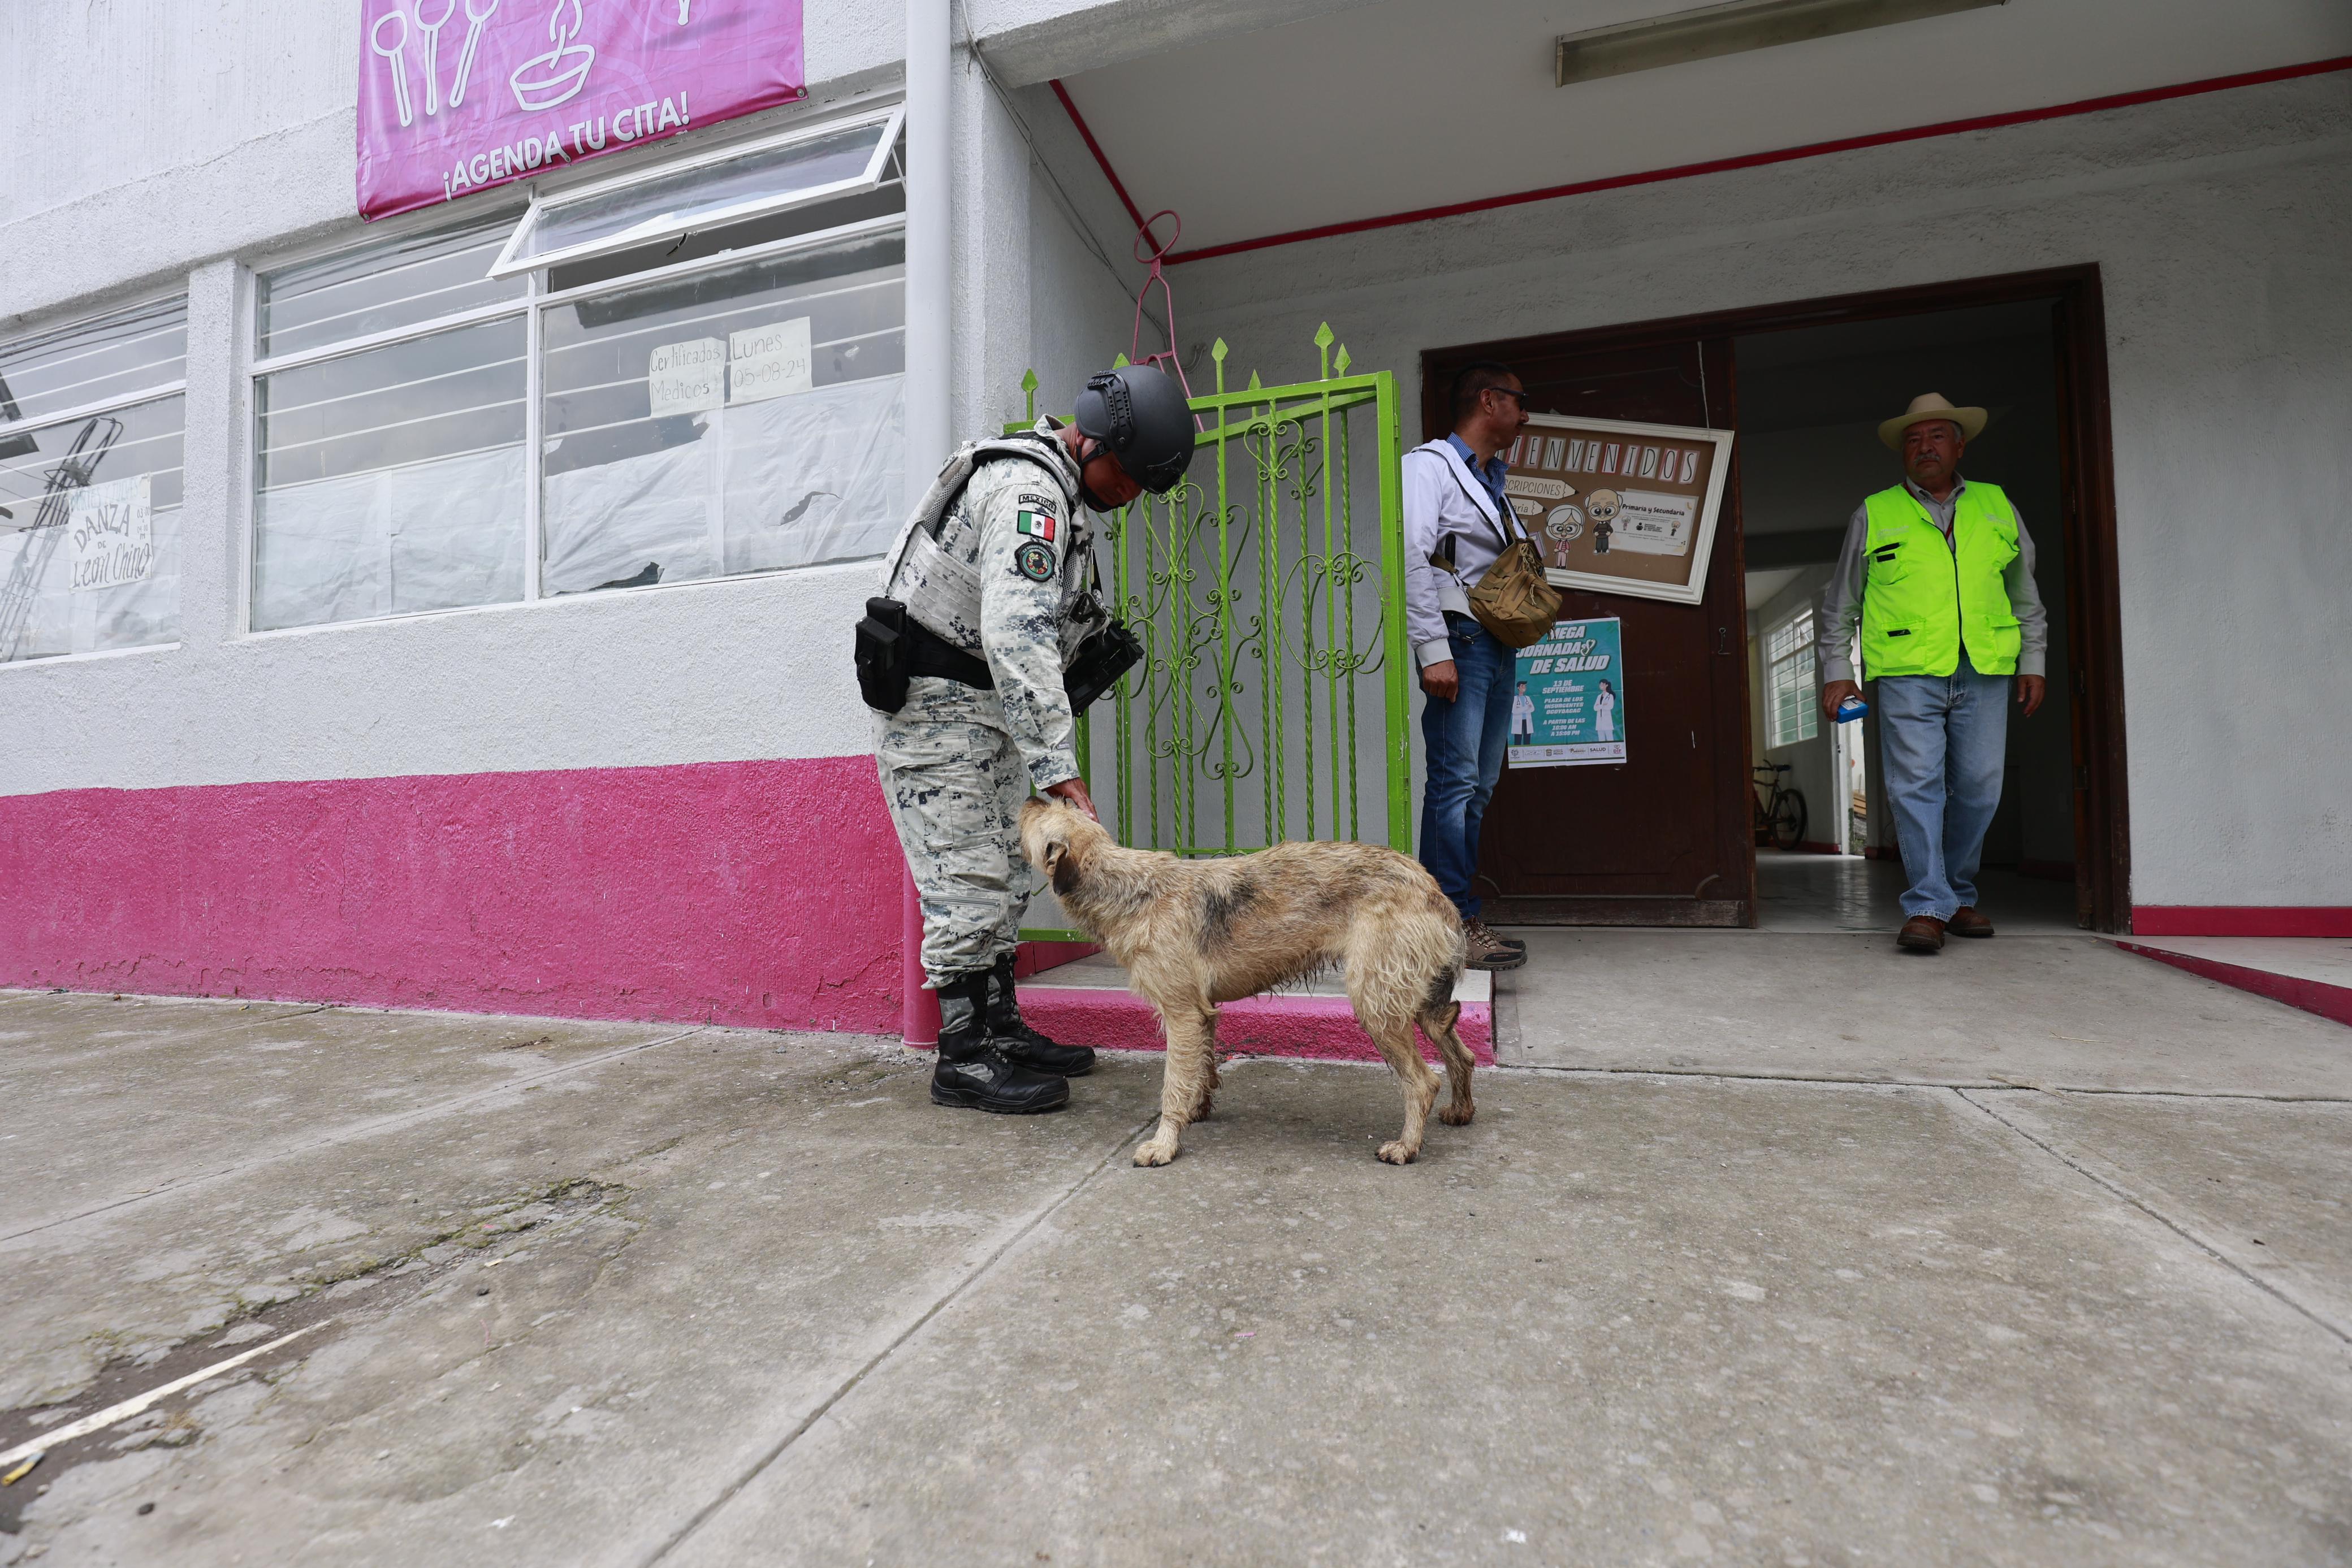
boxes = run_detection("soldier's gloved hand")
[1044,777,1099,821]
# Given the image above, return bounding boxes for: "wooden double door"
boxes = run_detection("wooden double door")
[1421,336,1755,925]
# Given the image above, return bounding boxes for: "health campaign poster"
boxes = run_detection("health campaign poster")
[1508,618,1626,768]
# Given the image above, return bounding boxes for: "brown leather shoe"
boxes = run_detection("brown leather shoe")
[1463,919,1527,971]
[1947,906,1995,938]
[1897,915,1947,953]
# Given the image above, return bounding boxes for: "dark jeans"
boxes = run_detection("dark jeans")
[1418,616,1514,920]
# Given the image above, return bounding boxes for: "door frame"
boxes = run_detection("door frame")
[1422,263,2132,933]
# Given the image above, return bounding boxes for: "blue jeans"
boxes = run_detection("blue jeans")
[1875,651,2011,920]
[1419,617,1515,920]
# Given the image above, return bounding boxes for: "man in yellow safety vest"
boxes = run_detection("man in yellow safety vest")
[1821,393,2049,954]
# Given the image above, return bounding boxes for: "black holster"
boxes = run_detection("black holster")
[857,597,997,714]
[855,598,913,714]
[857,596,1140,717]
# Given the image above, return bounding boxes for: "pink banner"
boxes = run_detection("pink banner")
[356,0,805,222]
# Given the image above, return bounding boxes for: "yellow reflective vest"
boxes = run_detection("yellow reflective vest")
[1859,482,2023,678]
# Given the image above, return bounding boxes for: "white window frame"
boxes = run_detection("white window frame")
[1766,607,1819,749]
[243,97,907,635]
[487,103,905,281]
[1,291,191,666]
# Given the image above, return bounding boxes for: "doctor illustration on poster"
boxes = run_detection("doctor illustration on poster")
[1509,618,1627,767]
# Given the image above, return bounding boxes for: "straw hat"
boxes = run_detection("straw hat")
[1879,392,1987,450]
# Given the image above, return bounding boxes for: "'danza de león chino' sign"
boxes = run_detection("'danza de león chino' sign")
[356,0,806,220]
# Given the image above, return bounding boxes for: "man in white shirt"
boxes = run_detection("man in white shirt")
[1403,361,1533,971]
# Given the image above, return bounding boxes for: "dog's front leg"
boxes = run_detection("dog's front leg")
[1135,1001,1216,1167]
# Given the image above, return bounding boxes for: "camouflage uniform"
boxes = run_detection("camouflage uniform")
[874,421,1092,984]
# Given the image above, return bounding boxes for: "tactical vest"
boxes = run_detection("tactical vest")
[881,430,1085,655]
[1859,480,2023,678]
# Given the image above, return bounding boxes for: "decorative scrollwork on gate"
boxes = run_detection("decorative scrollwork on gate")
[1013,326,1410,859]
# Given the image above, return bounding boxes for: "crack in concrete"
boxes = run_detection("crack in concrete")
[638,1105,1164,1566]
[1,1028,708,1245]
[0,1177,641,1533]
[1952,1087,2352,1349]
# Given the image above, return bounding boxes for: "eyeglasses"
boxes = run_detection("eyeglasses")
[1485,387,1528,406]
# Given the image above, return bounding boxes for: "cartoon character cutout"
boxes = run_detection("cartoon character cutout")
[1585,489,1621,556]
[1544,493,1582,569]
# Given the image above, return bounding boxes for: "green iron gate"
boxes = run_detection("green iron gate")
[1018,327,1410,937]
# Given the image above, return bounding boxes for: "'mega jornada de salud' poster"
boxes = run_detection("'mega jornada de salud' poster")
[1509,618,1625,769]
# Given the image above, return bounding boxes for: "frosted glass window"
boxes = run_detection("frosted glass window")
[494,109,901,278]
[0,298,185,429]
[258,210,524,360]
[253,319,526,629]
[537,231,905,595]
[0,394,185,662]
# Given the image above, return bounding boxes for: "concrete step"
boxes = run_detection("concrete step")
[1018,951,1496,1064]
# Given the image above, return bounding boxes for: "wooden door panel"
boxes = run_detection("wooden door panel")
[1424,339,1753,925]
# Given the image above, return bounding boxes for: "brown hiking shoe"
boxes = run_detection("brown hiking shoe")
[1947,906,1995,938]
[1463,919,1526,971]
[1897,915,1947,954]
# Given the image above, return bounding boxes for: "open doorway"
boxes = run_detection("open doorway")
[1424,266,2131,933]
[1739,301,2082,930]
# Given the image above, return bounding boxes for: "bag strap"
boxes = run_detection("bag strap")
[1436,454,1520,555]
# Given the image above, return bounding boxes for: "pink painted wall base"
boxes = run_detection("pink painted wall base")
[0,757,906,1033]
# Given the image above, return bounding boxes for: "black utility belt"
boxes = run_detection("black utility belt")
[905,616,995,688]
[854,596,1142,716]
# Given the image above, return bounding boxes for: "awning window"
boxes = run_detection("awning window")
[488,106,904,280]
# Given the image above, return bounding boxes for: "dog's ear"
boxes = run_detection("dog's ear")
[1043,837,1081,895]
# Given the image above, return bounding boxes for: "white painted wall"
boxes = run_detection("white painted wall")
[0,1,1126,802]
[1172,71,2352,909]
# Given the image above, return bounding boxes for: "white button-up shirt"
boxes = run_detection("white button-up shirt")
[1402,438,1519,669]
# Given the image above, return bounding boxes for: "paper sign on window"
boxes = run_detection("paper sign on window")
[68,476,154,594]
[728,317,812,404]
[647,337,726,418]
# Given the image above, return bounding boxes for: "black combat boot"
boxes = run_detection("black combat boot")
[929,970,1069,1114]
[986,952,1096,1077]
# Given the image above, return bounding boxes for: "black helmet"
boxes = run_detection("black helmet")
[1073,365,1196,494]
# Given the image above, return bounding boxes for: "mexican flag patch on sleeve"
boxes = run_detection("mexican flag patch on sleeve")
[1015,508,1056,544]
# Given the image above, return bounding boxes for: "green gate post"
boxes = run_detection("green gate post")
[1013,327,1412,950]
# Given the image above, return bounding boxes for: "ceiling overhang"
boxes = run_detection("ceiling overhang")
[1037,0,2352,263]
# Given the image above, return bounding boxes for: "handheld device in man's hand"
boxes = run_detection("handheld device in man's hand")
[1835,695,1870,724]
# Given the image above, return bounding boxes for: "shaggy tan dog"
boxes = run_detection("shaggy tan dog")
[1018,798,1475,1166]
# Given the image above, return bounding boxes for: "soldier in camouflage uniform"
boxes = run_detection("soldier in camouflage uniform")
[871,366,1197,1114]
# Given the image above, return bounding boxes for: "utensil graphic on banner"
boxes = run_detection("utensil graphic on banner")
[414,0,457,116]
[512,0,596,112]
[370,8,416,128]
[447,0,498,107]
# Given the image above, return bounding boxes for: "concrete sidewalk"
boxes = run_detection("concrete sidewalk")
[3,940,2349,1566]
